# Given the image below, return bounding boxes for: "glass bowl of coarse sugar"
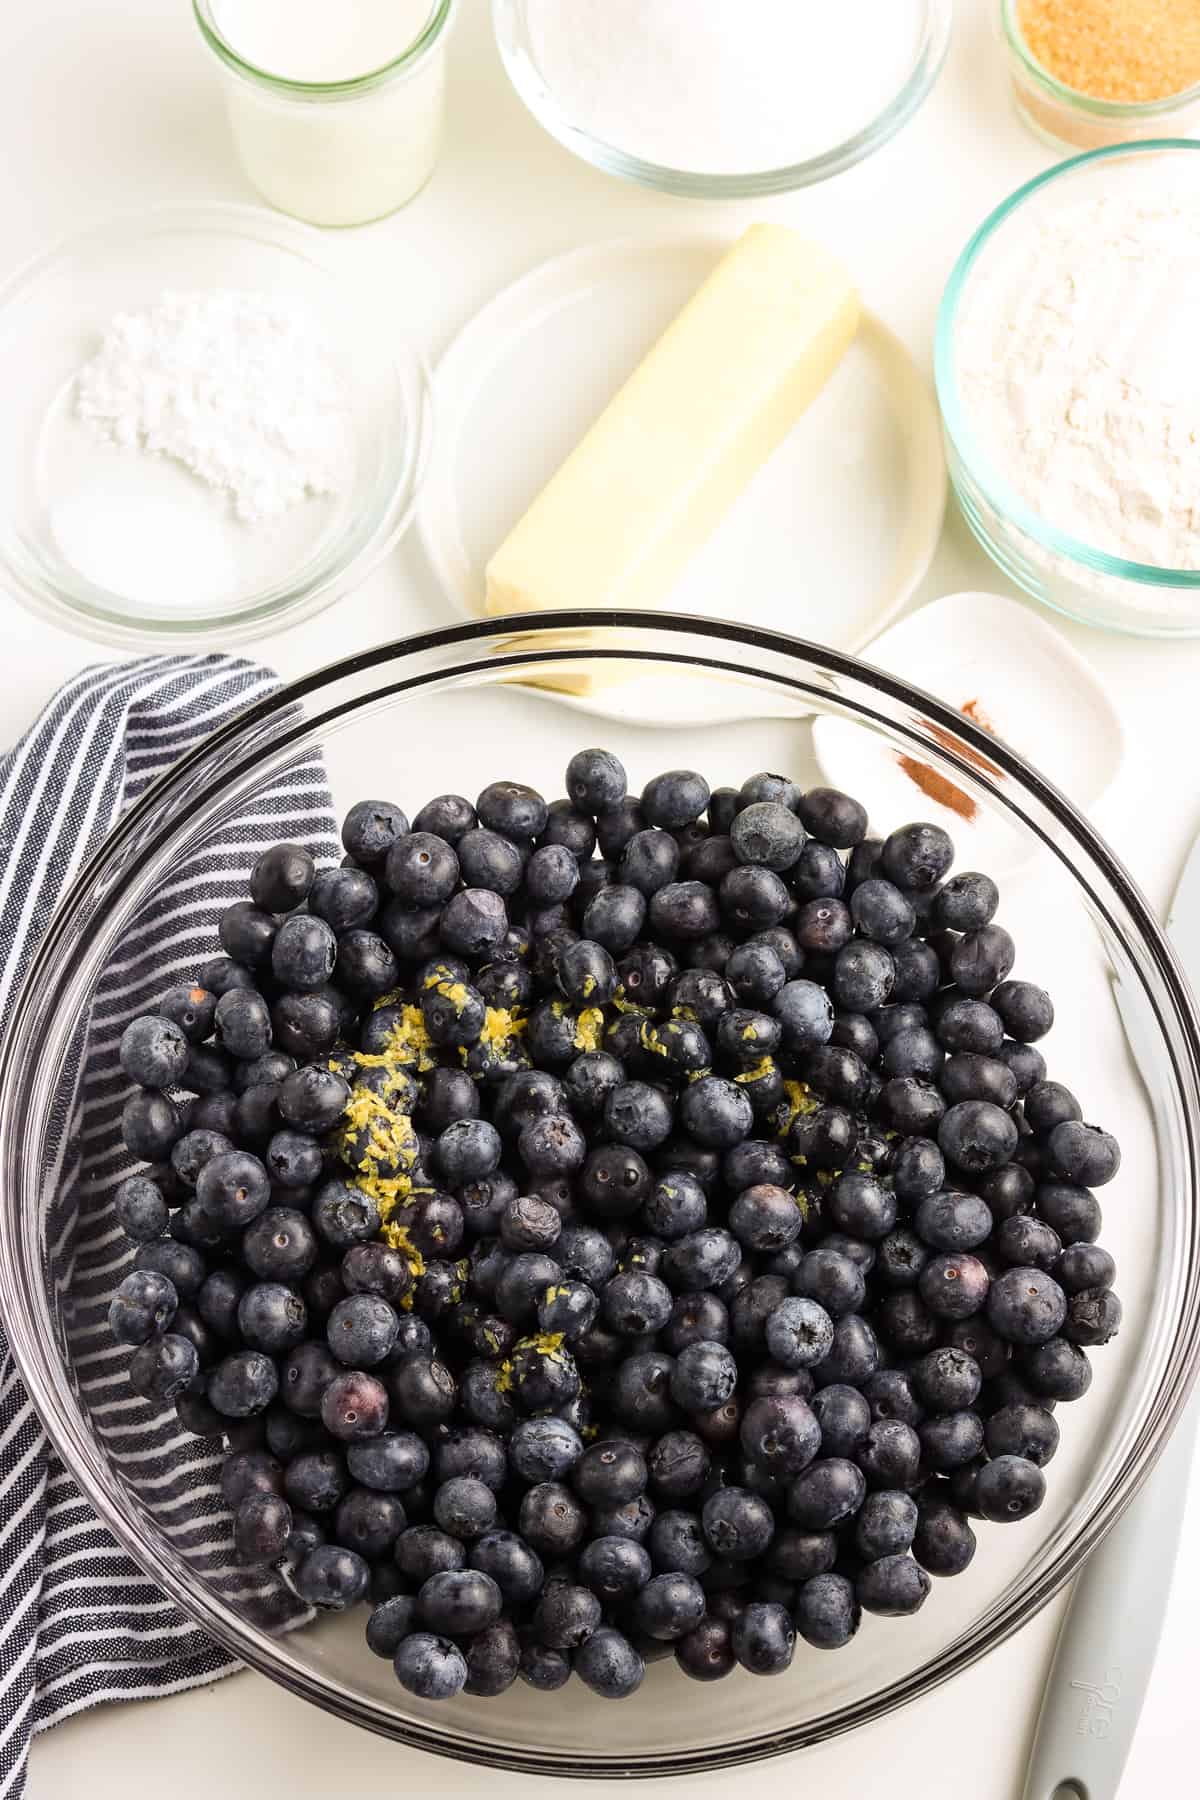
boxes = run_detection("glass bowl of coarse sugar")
[493,0,952,199]
[0,203,433,648]
[937,140,1200,639]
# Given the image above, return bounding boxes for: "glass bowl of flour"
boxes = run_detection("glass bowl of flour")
[493,0,952,199]
[937,141,1200,639]
[0,203,433,646]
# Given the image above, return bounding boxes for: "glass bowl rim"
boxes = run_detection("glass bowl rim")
[935,139,1200,589]
[1000,0,1200,120]
[2,609,1198,1773]
[192,0,458,99]
[0,201,435,648]
[491,0,953,199]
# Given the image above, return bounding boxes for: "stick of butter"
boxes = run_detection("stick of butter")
[484,224,861,691]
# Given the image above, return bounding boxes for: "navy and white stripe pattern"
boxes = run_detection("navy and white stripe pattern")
[0,656,338,1798]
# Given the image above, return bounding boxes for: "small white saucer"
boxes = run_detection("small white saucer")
[417,235,946,727]
[812,591,1125,879]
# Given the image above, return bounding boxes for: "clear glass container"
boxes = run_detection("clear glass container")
[0,615,1197,1774]
[936,142,1200,639]
[1001,0,1200,153]
[194,0,458,227]
[493,0,953,200]
[0,204,433,648]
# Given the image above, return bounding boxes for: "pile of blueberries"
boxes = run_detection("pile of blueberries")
[106,750,1122,1703]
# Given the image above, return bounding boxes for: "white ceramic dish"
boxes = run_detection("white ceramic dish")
[813,590,1126,878]
[417,235,946,726]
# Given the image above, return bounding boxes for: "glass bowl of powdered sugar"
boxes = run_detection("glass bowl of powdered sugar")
[494,0,952,199]
[938,141,1200,639]
[0,203,433,646]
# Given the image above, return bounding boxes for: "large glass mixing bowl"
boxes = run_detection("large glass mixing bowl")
[0,615,1197,1776]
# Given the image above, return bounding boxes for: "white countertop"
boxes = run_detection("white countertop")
[10,0,1200,1795]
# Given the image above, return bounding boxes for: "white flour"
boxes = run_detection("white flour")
[75,290,354,523]
[525,0,926,174]
[957,166,1200,572]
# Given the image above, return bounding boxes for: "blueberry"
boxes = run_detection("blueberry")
[643,1432,709,1505]
[134,1239,205,1300]
[740,1393,820,1478]
[913,1190,993,1255]
[663,1228,741,1294]
[850,879,916,947]
[1047,1120,1121,1188]
[939,1102,1019,1174]
[366,1594,417,1659]
[573,1626,645,1699]
[519,1638,572,1691]
[813,1313,880,1387]
[208,1350,278,1417]
[827,1172,897,1243]
[675,1616,736,1682]
[949,925,1015,997]
[763,1296,834,1369]
[995,1215,1062,1271]
[810,1383,871,1457]
[912,1347,982,1414]
[857,1413,923,1489]
[127,1332,198,1402]
[933,873,998,931]
[317,1368,388,1441]
[243,1207,320,1283]
[157,982,219,1045]
[282,1450,348,1514]
[984,1403,1060,1466]
[674,1078,750,1151]
[1063,1286,1122,1346]
[218,902,279,968]
[410,792,476,843]
[234,1280,305,1353]
[855,1489,918,1560]
[1025,1081,1083,1135]
[701,1487,774,1561]
[975,1453,1046,1522]
[347,1431,429,1492]
[515,1481,587,1558]
[277,1065,350,1134]
[912,1497,977,1576]
[654,1339,732,1415]
[121,1091,184,1162]
[646,880,718,942]
[987,1267,1068,1346]
[113,1175,169,1245]
[1056,1243,1117,1296]
[1037,1182,1102,1246]
[308,866,379,933]
[918,1252,990,1320]
[787,1457,866,1530]
[795,1572,860,1648]
[233,1490,293,1566]
[798,788,868,849]
[632,1570,706,1640]
[393,1631,468,1700]
[832,940,895,1012]
[395,1524,466,1582]
[856,1552,931,1617]
[730,1601,795,1676]
[119,1015,189,1088]
[109,1269,178,1345]
[919,1408,986,1471]
[940,1053,1018,1108]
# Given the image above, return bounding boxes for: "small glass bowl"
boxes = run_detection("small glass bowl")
[493,0,953,199]
[0,204,433,648]
[0,614,1198,1775]
[1001,0,1200,153]
[936,141,1200,639]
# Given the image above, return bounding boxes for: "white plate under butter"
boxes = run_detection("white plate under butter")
[417,236,946,727]
[813,591,1125,880]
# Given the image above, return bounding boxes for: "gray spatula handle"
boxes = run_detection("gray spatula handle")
[1022,1399,1198,1800]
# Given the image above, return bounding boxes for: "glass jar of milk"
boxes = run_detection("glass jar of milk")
[194,0,457,226]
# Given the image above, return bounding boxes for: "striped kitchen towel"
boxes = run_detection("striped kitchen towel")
[0,655,338,1799]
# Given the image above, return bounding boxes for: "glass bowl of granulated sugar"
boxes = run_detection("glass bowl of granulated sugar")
[494,0,952,198]
[0,204,433,646]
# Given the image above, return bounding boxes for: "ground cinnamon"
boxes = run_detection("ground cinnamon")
[895,756,978,822]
